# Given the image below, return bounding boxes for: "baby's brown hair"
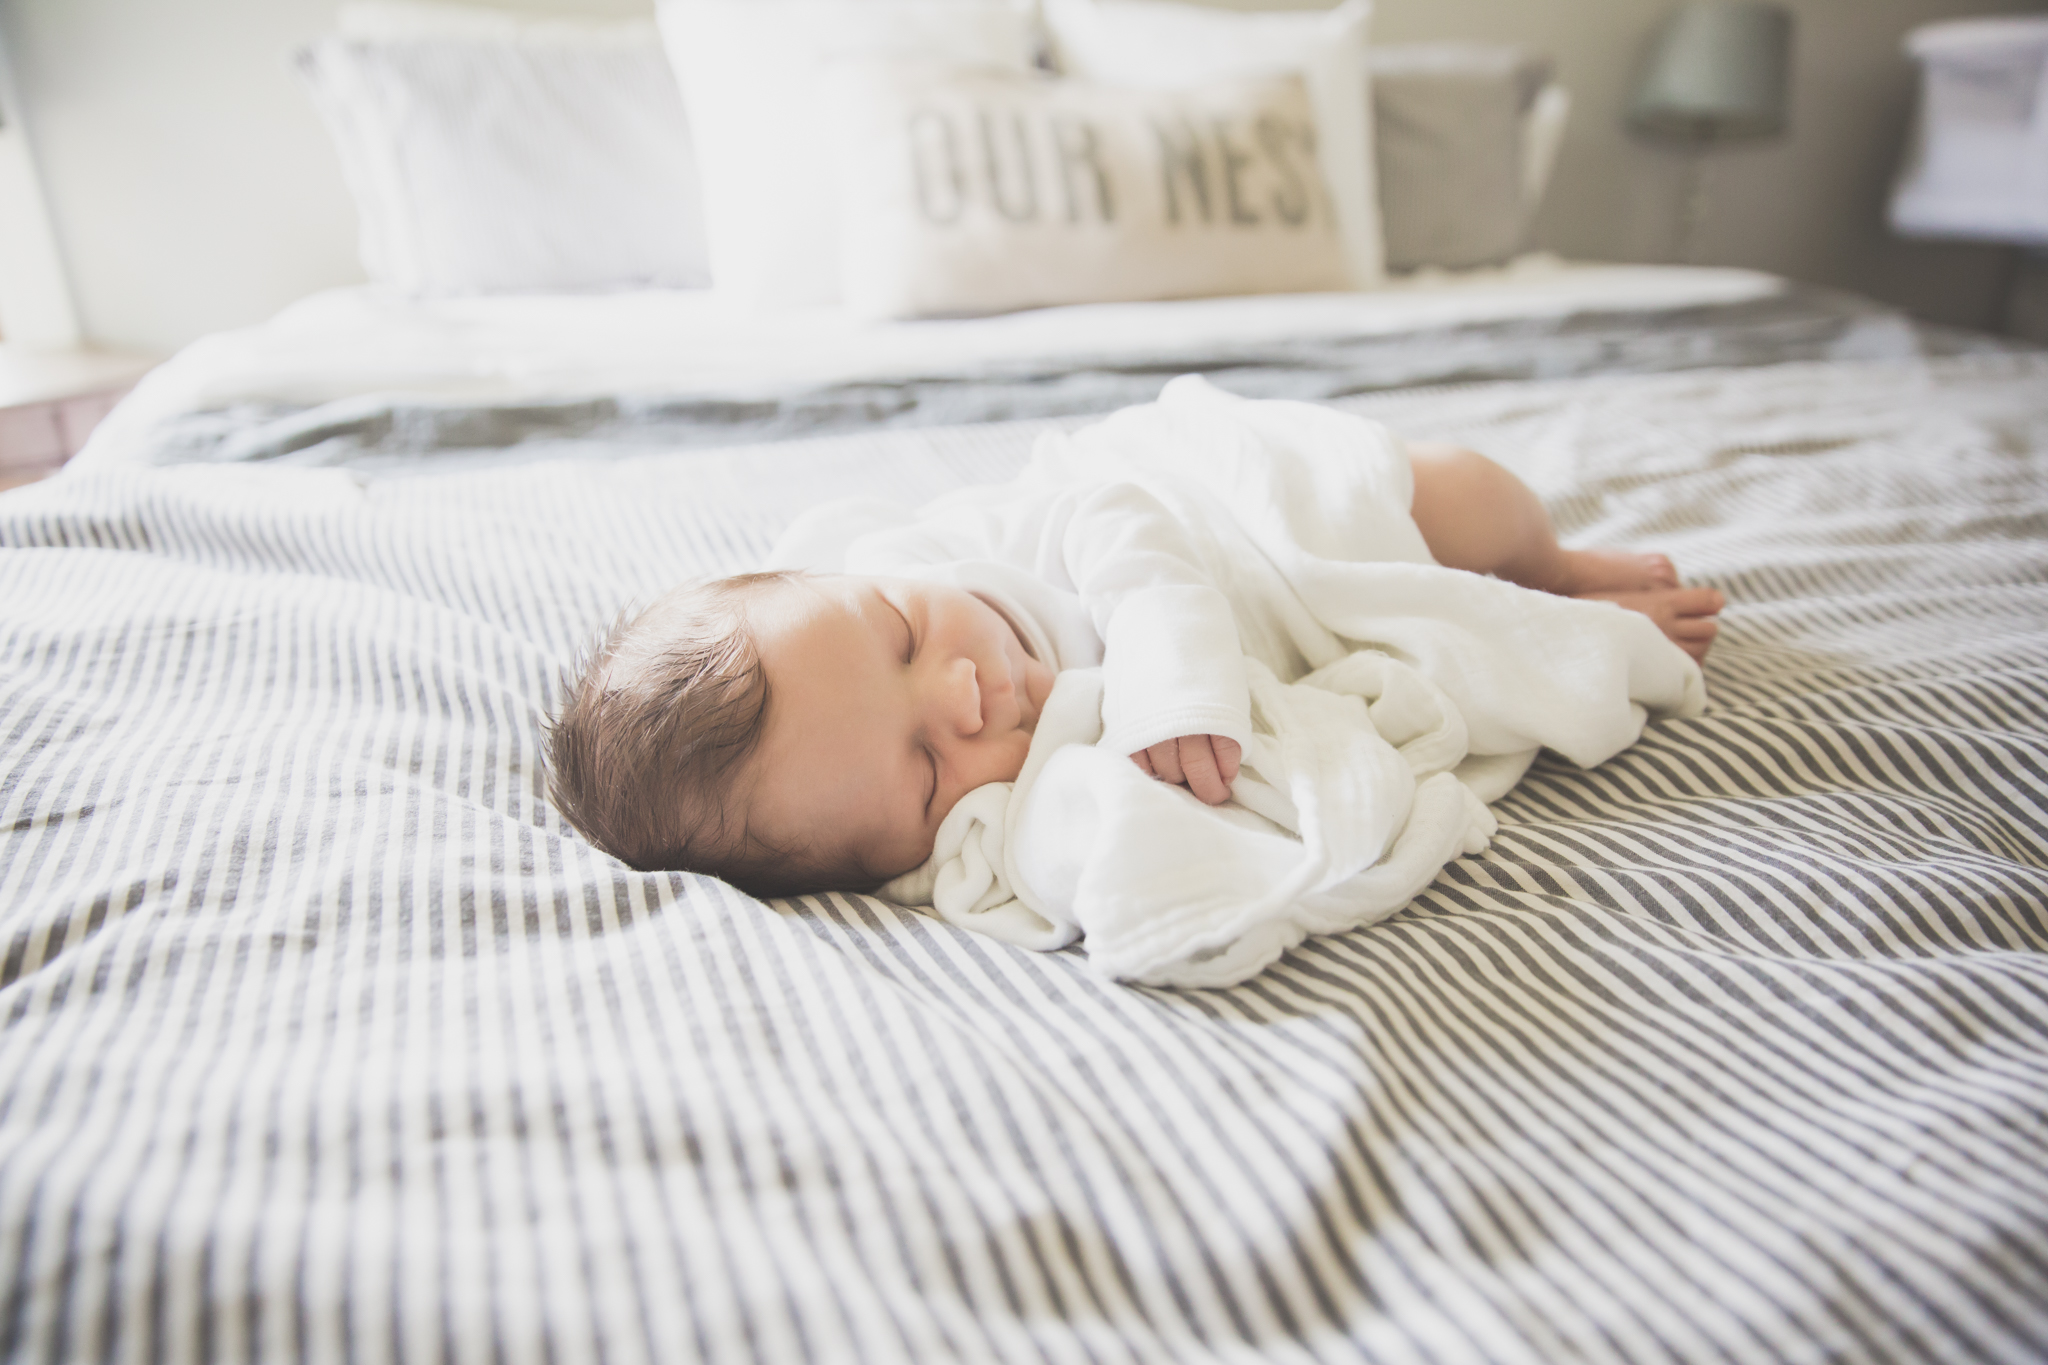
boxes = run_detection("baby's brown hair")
[547,570,856,895]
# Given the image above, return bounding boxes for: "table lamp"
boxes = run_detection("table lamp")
[1629,1,1794,262]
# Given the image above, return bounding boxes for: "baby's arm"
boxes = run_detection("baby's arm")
[1044,481,1253,801]
[1130,734,1241,805]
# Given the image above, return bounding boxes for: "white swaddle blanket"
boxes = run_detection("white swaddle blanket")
[855,377,1707,986]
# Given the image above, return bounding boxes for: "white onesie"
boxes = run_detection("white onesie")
[767,377,1702,987]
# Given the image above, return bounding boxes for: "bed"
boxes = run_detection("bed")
[7,0,2048,1357]
[4,261,2045,1363]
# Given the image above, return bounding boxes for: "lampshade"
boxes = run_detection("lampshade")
[1630,2,1792,144]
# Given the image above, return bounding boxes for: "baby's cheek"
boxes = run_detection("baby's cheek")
[998,733,1032,784]
[1021,658,1057,722]
[956,734,1031,799]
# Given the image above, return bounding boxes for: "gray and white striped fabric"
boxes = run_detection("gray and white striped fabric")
[3,353,2046,1363]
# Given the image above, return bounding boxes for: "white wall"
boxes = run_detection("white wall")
[3,0,358,355]
[0,28,79,347]
[1,0,2043,355]
[1357,0,2048,332]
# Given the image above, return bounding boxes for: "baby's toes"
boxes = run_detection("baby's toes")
[1670,613,1718,662]
[1673,586,1726,618]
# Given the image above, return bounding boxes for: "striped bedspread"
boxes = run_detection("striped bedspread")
[2,353,2045,1362]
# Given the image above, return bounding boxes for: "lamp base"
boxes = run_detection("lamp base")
[2005,248,2048,344]
[1674,145,1712,265]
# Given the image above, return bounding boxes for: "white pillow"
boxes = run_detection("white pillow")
[656,0,1040,312]
[1043,0,1383,289]
[831,64,1351,318]
[297,16,708,296]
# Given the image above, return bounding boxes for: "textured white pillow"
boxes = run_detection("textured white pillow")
[656,0,1039,312]
[831,65,1351,318]
[1043,0,1383,289]
[297,19,708,296]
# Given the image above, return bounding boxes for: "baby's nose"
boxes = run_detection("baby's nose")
[938,656,984,736]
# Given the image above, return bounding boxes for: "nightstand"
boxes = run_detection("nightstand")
[0,349,159,493]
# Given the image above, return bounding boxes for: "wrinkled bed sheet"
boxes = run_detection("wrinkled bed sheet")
[5,349,2046,1363]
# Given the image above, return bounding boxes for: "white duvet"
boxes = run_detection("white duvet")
[73,259,1781,471]
[879,377,1706,987]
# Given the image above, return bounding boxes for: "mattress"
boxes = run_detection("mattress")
[3,277,2047,1362]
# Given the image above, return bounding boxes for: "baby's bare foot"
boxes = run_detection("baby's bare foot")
[1579,585,1725,663]
[1553,547,1680,596]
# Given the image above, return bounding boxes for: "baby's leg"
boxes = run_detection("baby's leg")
[1406,441,1724,662]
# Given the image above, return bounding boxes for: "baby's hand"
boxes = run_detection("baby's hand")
[1130,735,1242,805]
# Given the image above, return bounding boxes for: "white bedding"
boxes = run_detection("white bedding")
[851,376,1702,986]
[75,259,1783,470]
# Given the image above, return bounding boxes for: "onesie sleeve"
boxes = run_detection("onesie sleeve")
[1054,482,1252,758]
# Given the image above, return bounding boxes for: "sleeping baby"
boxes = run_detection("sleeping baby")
[548,378,1719,980]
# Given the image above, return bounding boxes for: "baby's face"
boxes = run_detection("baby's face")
[739,575,1056,884]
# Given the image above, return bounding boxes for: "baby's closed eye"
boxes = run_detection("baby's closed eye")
[890,601,917,662]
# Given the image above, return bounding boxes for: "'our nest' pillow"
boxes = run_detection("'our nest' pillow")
[829,64,1351,319]
[1043,0,1382,289]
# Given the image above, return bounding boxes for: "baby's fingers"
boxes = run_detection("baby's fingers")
[1130,737,1240,804]
[1178,736,1234,806]
[1212,736,1241,786]
[1145,738,1186,787]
